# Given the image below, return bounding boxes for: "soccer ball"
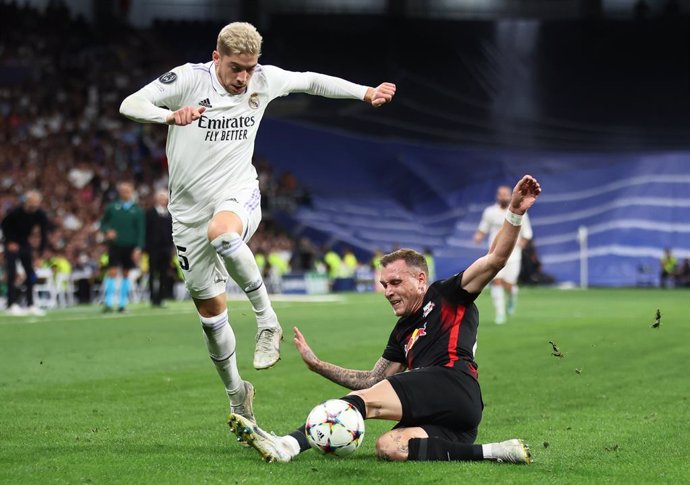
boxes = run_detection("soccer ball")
[305,399,365,457]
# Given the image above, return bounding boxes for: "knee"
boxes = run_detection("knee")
[375,433,407,462]
[195,296,227,319]
[207,213,243,242]
[208,222,235,242]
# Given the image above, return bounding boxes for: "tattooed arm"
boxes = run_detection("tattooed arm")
[313,356,405,390]
[293,326,406,390]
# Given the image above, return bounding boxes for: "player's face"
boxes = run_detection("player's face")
[155,192,168,207]
[213,51,258,95]
[118,183,134,201]
[380,260,427,317]
[24,193,41,213]
[496,186,511,209]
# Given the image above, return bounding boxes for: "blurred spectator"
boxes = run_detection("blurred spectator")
[1,190,48,316]
[323,247,342,281]
[43,251,72,276]
[268,250,290,278]
[100,181,144,312]
[255,156,276,214]
[71,250,99,304]
[145,189,174,307]
[342,247,358,278]
[371,249,384,293]
[423,247,436,282]
[274,170,312,212]
[290,237,318,272]
[255,247,268,279]
[676,258,690,287]
[519,239,555,286]
[659,248,677,288]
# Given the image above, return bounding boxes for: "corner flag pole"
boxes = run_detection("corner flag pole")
[577,225,588,289]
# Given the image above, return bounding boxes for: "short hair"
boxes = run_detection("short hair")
[217,22,262,57]
[380,248,428,275]
[25,190,42,202]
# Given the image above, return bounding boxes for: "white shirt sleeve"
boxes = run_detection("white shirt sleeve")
[262,65,368,101]
[119,65,191,124]
[477,207,491,234]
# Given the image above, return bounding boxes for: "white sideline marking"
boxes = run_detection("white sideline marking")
[226,294,346,303]
[0,306,192,325]
[0,295,347,325]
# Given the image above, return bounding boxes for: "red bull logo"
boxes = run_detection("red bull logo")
[404,323,427,356]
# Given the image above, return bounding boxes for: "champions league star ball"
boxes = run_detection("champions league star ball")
[305,399,365,457]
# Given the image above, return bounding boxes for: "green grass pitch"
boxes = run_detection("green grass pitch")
[1,288,688,484]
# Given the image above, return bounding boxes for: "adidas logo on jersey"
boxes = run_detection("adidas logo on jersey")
[199,98,212,108]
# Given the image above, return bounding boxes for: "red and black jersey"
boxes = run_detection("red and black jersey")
[382,272,480,380]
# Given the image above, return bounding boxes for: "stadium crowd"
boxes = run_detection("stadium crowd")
[0,2,570,310]
[0,2,321,308]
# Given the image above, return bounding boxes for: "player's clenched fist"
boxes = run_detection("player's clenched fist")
[510,175,542,215]
[366,82,396,107]
[166,106,206,126]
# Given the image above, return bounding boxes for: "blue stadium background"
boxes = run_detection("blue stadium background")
[2,1,689,290]
[257,119,690,286]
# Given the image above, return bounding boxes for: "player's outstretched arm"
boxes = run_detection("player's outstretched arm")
[293,327,405,390]
[120,91,206,126]
[284,69,396,107]
[461,175,541,294]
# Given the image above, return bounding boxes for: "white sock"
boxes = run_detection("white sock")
[281,435,301,457]
[510,285,519,302]
[491,285,506,320]
[212,233,277,329]
[199,310,245,406]
[482,443,496,460]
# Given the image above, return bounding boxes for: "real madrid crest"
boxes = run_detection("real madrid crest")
[248,93,260,109]
[158,71,177,84]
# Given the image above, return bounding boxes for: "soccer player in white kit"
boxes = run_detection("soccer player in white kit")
[474,185,533,324]
[119,22,396,424]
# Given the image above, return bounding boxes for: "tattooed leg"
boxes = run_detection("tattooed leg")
[350,379,403,421]
[375,427,428,461]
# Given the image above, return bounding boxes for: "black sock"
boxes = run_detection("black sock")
[288,425,311,453]
[408,438,484,461]
[339,395,367,419]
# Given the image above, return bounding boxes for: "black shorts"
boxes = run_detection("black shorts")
[108,245,136,270]
[387,365,483,444]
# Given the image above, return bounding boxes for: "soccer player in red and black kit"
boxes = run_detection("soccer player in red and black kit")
[229,175,541,464]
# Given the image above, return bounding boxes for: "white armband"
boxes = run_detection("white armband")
[505,211,523,226]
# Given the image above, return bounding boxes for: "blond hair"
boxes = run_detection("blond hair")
[217,22,262,57]
[380,248,428,275]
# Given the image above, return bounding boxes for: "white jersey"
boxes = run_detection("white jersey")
[477,203,533,263]
[120,62,368,224]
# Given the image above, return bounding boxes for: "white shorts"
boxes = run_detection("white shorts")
[494,256,521,285]
[172,185,261,300]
